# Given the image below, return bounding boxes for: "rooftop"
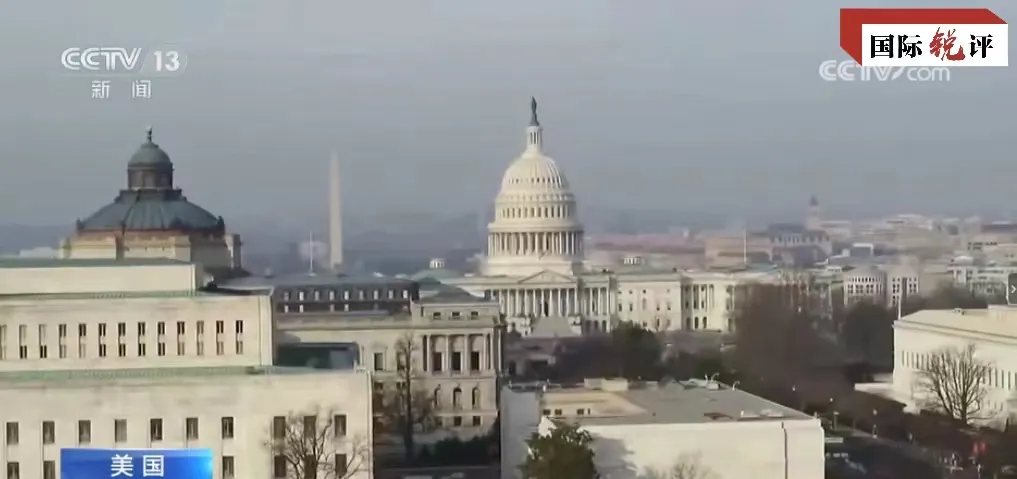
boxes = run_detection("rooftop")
[513,378,812,426]
[0,258,190,269]
[218,272,414,290]
[897,306,1017,339]
[0,287,259,302]
[0,365,352,386]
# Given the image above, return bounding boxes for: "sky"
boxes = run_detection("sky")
[1,0,1015,226]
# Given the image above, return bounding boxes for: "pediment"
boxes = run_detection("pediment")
[517,270,577,285]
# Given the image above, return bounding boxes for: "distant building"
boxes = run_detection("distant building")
[0,258,372,479]
[857,306,1017,427]
[500,378,824,479]
[949,255,1017,298]
[59,128,244,281]
[703,198,833,268]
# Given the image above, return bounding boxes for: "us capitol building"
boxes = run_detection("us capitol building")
[413,99,776,336]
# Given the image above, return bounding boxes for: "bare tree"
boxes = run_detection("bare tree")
[730,280,841,384]
[374,332,437,462]
[267,407,370,479]
[642,453,717,479]
[914,344,993,423]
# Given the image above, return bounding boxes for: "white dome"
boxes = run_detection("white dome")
[499,152,570,193]
[483,98,585,278]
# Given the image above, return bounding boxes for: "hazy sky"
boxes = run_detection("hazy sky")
[1,0,1015,227]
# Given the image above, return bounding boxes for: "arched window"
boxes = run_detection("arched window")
[452,387,463,409]
[433,387,442,408]
[471,387,481,409]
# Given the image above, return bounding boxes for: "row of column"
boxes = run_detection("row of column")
[419,333,496,374]
[488,287,611,317]
[488,231,582,257]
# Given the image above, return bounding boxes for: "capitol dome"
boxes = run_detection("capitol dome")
[76,127,225,235]
[483,98,585,277]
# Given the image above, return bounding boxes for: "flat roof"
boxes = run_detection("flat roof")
[522,379,812,426]
[897,307,1017,339]
[0,365,356,385]
[0,288,261,302]
[219,272,414,289]
[0,258,190,269]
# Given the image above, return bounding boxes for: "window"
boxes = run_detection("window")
[235,320,244,334]
[118,343,127,357]
[272,416,286,440]
[432,312,441,320]
[216,341,224,356]
[118,322,127,337]
[472,416,482,427]
[235,338,243,354]
[451,311,462,320]
[157,343,166,356]
[222,456,235,479]
[333,415,347,437]
[98,324,107,337]
[186,417,199,440]
[451,352,462,372]
[176,322,185,335]
[38,324,47,359]
[373,352,384,371]
[42,421,54,444]
[6,462,19,479]
[115,419,127,443]
[98,343,107,358]
[138,343,146,357]
[18,325,27,359]
[43,461,55,479]
[273,455,286,478]
[432,352,443,372]
[335,454,348,477]
[470,311,479,320]
[221,417,234,439]
[77,420,91,444]
[216,321,224,334]
[470,351,481,371]
[150,418,163,441]
[157,322,166,336]
[452,416,463,427]
[5,422,18,445]
[196,322,205,356]
[302,416,316,438]
[78,323,87,337]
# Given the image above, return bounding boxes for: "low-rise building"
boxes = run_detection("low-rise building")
[857,306,1017,426]
[0,258,374,479]
[219,272,504,440]
[500,378,824,479]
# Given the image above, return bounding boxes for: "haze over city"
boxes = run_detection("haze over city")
[2,0,1017,230]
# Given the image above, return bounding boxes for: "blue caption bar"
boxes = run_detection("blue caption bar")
[60,448,213,479]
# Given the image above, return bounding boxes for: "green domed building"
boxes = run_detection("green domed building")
[59,127,245,280]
